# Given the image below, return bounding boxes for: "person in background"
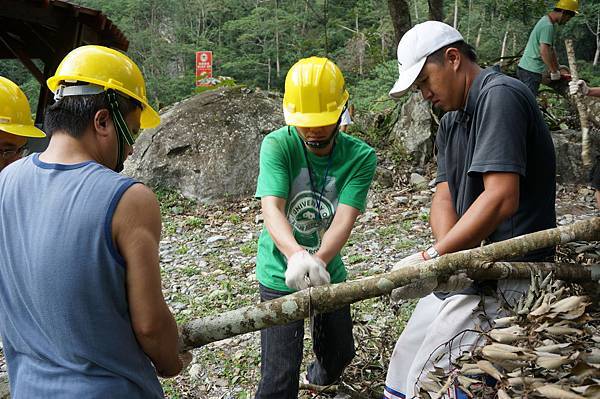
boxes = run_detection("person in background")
[340,106,353,132]
[517,0,578,96]
[0,76,46,172]
[385,21,556,398]
[0,45,190,398]
[254,56,377,398]
[570,79,600,208]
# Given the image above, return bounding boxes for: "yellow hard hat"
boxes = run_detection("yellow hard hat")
[283,57,349,127]
[0,77,45,138]
[47,45,160,129]
[555,0,579,13]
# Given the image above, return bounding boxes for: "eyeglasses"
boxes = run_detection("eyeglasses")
[0,144,28,160]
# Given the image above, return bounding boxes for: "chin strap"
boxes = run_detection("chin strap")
[291,103,348,149]
[106,90,136,173]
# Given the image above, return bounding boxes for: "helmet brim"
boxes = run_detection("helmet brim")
[0,123,46,138]
[284,90,349,128]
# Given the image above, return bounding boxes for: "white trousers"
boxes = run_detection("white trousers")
[384,281,528,399]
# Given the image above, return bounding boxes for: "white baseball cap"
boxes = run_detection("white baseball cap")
[389,21,464,99]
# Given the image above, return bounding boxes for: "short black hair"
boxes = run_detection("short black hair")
[555,8,576,17]
[44,90,141,138]
[427,40,478,64]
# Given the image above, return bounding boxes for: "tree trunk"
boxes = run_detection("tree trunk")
[414,0,419,21]
[565,39,592,168]
[453,0,458,28]
[179,218,600,350]
[275,0,280,78]
[594,12,600,66]
[475,24,482,49]
[387,0,412,49]
[428,0,444,21]
[466,0,472,41]
[500,23,510,66]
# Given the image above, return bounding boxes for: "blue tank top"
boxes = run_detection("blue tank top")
[0,154,164,398]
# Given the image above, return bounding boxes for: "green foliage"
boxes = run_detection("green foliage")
[154,187,196,216]
[3,0,599,124]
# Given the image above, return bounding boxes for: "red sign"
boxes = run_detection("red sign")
[195,51,213,86]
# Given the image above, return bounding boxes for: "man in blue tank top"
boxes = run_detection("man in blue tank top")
[0,77,46,172]
[0,45,190,398]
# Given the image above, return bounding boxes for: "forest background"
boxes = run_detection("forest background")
[2,0,600,118]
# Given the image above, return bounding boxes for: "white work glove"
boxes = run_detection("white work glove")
[550,70,561,81]
[390,252,473,300]
[392,251,427,271]
[285,250,330,291]
[569,79,589,96]
[391,273,473,301]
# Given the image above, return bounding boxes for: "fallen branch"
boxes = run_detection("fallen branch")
[179,217,600,350]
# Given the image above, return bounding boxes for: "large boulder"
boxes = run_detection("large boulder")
[391,91,434,166]
[552,129,600,184]
[124,87,284,202]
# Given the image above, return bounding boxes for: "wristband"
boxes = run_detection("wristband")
[426,246,440,259]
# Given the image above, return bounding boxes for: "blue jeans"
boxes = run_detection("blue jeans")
[516,66,541,96]
[255,284,355,399]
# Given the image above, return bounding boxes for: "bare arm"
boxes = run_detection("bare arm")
[432,172,520,256]
[261,196,303,258]
[315,204,360,264]
[113,184,182,378]
[540,43,559,73]
[588,87,600,97]
[430,182,459,242]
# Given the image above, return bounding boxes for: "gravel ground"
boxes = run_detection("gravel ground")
[0,178,597,399]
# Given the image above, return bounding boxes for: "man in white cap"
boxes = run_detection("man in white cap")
[385,21,556,398]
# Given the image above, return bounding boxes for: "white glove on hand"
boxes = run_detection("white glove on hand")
[391,273,473,301]
[569,79,589,96]
[285,250,330,291]
[392,251,426,271]
[307,256,331,287]
[550,71,561,81]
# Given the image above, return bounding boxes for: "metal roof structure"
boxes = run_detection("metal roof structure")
[0,0,128,133]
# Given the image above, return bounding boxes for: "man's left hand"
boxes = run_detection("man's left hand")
[392,251,427,271]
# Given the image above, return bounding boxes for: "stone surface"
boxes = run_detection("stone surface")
[375,166,394,188]
[551,129,600,184]
[409,172,428,189]
[391,91,434,166]
[124,87,284,203]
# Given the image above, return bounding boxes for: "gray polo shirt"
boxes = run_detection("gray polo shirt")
[435,67,556,261]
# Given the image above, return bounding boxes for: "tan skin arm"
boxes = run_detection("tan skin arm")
[540,43,560,74]
[430,182,459,242]
[261,196,360,264]
[112,184,183,378]
[314,204,360,264]
[429,172,520,257]
[587,87,600,97]
[261,196,304,258]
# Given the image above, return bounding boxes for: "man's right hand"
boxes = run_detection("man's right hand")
[569,79,589,96]
[285,250,330,291]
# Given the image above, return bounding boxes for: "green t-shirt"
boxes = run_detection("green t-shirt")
[519,15,556,74]
[255,126,377,292]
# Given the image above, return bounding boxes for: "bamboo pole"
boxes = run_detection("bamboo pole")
[179,218,600,350]
[565,39,592,168]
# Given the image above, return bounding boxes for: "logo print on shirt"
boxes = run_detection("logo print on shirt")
[287,190,334,253]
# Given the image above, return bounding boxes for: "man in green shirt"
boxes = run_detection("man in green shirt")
[517,0,578,95]
[254,57,377,398]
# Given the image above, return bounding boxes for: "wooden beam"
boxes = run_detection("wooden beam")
[0,32,44,84]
